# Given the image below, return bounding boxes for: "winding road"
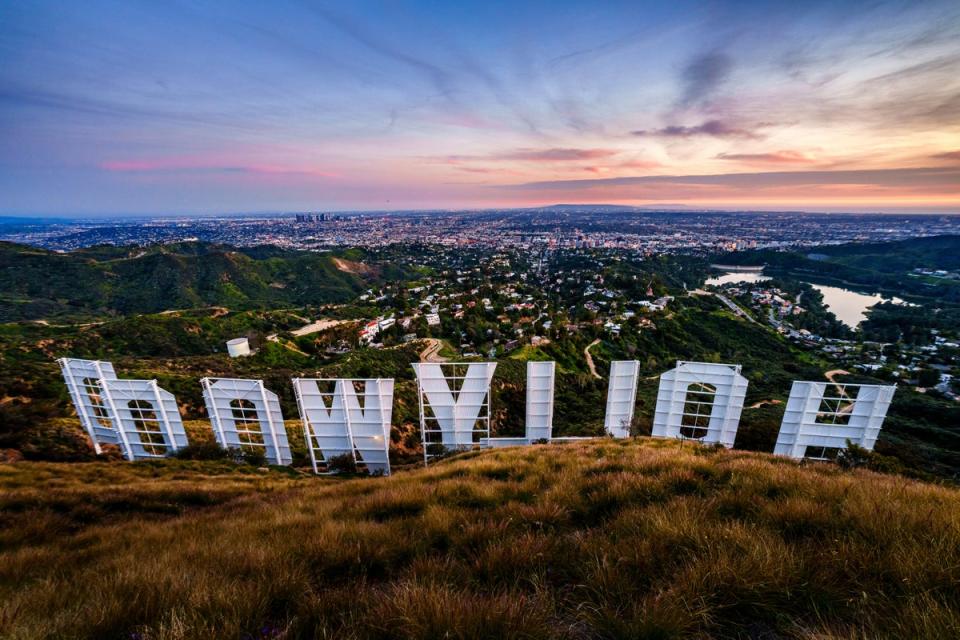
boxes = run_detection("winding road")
[691,289,757,324]
[419,338,448,363]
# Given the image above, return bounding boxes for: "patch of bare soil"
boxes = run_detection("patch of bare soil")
[332,257,375,276]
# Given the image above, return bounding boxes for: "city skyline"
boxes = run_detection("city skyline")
[2,0,959,215]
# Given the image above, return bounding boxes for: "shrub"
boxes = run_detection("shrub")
[175,441,231,461]
[176,443,267,467]
[326,452,358,474]
[238,447,267,467]
[838,442,913,477]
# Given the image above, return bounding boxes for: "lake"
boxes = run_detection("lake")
[704,270,770,286]
[806,283,913,329]
[707,268,912,329]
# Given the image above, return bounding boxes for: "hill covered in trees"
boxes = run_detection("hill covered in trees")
[3,293,957,480]
[0,242,407,321]
[3,236,960,480]
[718,234,960,305]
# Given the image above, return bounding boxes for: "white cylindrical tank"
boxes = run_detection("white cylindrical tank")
[226,337,251,358]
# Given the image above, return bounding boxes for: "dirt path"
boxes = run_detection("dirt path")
[419,338,448,363]
[157,305,229,317]
[748,399,783,409]
[291,318,349,337]
[332,257,374,275]
[584,339,601,379]
[824,369,850,383]
[29,319,108,328]
[824,369,854,405]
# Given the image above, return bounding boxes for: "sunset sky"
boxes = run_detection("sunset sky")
[1,0,959,215]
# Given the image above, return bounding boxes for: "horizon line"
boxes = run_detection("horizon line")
[3,205,960,220]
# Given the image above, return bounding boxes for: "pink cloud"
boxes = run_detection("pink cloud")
[934,150,960,161]
[618,160,661,170]
[454,166,501,174]
[500,147,618,162]
[716,150,816,164]
[581,159,661,174]
[437,148,620,165]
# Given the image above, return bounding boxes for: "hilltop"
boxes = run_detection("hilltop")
[0,241,407,322]
[1,439,958,639]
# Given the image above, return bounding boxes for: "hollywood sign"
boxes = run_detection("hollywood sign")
[58,357,896,473]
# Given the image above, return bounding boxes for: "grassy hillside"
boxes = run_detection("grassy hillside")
[2,440,959,639]
[0,242,403,321]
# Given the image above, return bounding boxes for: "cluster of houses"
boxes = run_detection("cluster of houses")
[339,251,681,356]
[911,268,956,279]
[359,316,397,344]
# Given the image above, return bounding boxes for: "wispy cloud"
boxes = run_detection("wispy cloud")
[617,160,661,170]
[438,148,620,165]
[632,120,762,139]
[101,158,337,178]
[2,1,958,214]
[499,148,618,162]
[503,167,960,190]
[716,150,816,164]
[677,51,733,107]
[308,5,457,100]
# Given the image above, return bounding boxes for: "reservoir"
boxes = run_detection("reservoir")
[704,269,770,287]
[806,283,912,329]
[707,268,913,329]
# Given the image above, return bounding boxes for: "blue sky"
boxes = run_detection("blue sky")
[1,0,958,214]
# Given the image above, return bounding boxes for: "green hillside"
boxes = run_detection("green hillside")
[814,234,960,272]
[2,440,958,639]
[3,292,959,479]
[718,235,960,304]
[3,237,960,481]
[0,242,401,321]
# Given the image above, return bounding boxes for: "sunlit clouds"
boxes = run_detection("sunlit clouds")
[0,0,958,214]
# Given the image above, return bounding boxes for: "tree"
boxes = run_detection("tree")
[917,368,941,388]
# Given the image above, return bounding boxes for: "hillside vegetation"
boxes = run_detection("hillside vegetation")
[719,235,960,304]
[0,242,403,321]
[4,237,960,481]
[1,440,959,639]
[4,292,959,480]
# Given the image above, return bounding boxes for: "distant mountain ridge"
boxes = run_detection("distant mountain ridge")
[0,241,397,322]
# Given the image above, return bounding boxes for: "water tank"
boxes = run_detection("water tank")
[226,337,251,358]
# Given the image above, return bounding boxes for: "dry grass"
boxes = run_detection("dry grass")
[2,440,959,639]
[0,458,311,552]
